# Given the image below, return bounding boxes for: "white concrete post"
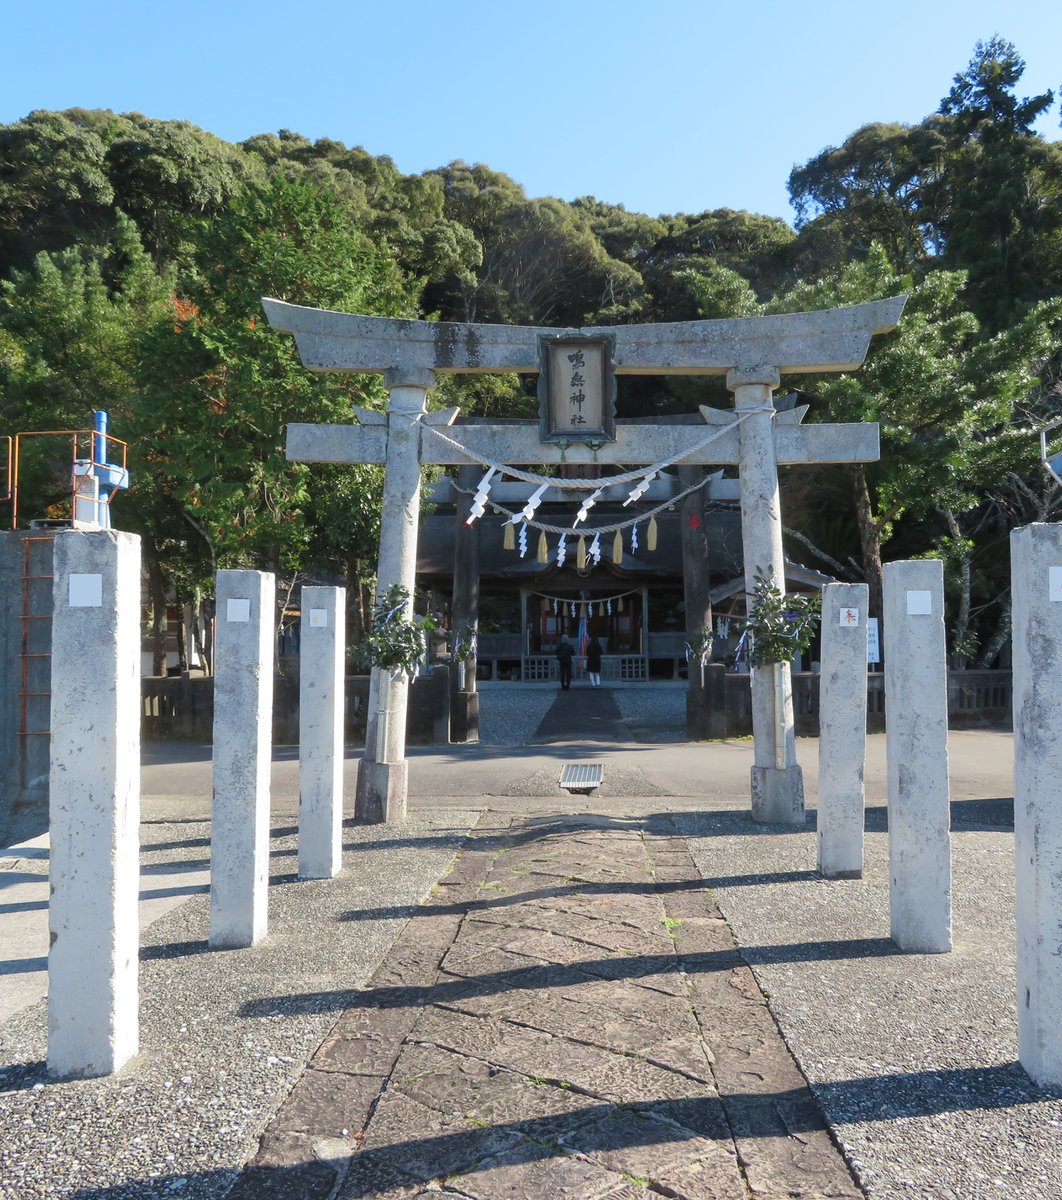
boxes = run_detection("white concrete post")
[48,529,141,1078]
[355,368,435,824]
[729,366,803,825]
[817,582,869,878]
[299,585,346,879]
[883,559,951,952]
[1010,523,1062,1086]
[210,569,275,949]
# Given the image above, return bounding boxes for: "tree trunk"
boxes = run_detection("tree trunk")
[148,553,168,676]
[345,555,368,643]
[277,572,298,673]
[174,600,187,670]
[942,508,971,666]
[199,593,214,676]
[976,594,1012,669]
[852,465,884,650]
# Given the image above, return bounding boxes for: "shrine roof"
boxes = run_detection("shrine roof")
[709,562,835,604]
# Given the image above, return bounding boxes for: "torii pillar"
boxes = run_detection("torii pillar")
[730,365,802,821]
[264,296,905,824]
[358,369,436,821]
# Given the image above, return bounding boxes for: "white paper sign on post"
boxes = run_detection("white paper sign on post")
[867,617,880,665]
[906,590,933,616]
[309,609,328,627]
[226,598,251,623]
[68,573,103,607]
[839,607,860,627]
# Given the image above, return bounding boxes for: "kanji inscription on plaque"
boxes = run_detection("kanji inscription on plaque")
[538,336,615,443]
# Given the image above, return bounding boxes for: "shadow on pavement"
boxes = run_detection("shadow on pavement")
[54,1063,1060,1199]
[240,934,909,1021]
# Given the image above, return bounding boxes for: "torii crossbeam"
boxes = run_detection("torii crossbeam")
[264,296,905,826]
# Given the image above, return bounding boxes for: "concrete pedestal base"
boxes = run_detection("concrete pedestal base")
[751,764,805,826]
[355,759,408,824]
[450,691,479,743]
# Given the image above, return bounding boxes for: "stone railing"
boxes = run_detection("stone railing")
[717,668,1008,737]
[522,654,647,682]
[142,666,1012,743]
[142,666,450,745]
[947,669,1012,727]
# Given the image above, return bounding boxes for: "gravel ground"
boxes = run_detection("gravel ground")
[5,718,1056,1199]
[677,811,1062,1200]
[612,684,686,740]
[475,687,556,745]
[0,809,477,1200]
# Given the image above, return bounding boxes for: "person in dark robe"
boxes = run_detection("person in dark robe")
[556,636,575,689]
[586,636,603,687]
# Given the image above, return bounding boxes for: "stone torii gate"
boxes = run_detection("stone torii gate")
[264,296,905,826]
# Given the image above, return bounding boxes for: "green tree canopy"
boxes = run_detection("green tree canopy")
[773,246,1061,650]
[0,212,171,518]
[788,120,949,271]
[787,39,1062,330]
[105,112,263,266]
[0,109,117,273]
[424,162,644,326]
[134,174,413,588]
[934,38,1061,330]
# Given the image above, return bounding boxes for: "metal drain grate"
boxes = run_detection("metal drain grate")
[559,762,604,795]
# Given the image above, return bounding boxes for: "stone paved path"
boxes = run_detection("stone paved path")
[532,686,629,743]
[230,810,863,1199]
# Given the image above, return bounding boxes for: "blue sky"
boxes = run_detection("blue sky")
[2,0,1059,224]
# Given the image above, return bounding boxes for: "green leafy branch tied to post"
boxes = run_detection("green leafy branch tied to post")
[685,625,714,669]
[360,585,435,678]
[451,624,478,663]
[746,575,821,667]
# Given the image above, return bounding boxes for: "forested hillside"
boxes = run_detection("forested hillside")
[1,37,1060,665]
